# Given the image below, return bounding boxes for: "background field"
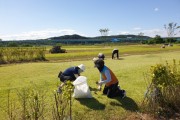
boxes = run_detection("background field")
[0,45,180,119]
[45,44,180,61]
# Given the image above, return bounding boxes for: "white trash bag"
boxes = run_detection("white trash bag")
[72,76,92,98]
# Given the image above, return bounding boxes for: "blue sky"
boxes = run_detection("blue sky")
[0,0,180,40]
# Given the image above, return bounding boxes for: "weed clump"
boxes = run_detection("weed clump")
[143,59,180,118]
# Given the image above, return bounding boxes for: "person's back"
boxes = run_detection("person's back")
[62,67,79,81]
[112,48,119,59]
[100,65,118,87]
[57,64,85,93]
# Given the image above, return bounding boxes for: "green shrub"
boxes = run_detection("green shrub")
[49,46,66,53]
[144,60,180,117]
[0,48,5,64]
[52,81,74,120]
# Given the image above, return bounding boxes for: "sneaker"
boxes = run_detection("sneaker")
[58,71,62,78]
[122,90,126,98]
[119,90,126,98]
[117,85,121,90]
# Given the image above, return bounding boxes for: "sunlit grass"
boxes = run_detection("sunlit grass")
[46,44,180,61]
[1,50,180,119]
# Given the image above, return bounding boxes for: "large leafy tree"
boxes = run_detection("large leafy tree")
[147,35,164,44]
[153,35,164,43]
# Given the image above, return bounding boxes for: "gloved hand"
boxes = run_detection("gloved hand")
[96,81,102,91]
[96,81,103,86]
[97,85,101,91]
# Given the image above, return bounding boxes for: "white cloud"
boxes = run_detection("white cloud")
[0,29,82,41]
[132,28,166,37]
[116,27,180,37]
[118,28,177,37]
[118,31,130,35]
[132,28,180,37]
[132,26,180,37]
[154,8,159,11]
[133,27,142,30]
[141,29,165,37]
[1,28,179,41]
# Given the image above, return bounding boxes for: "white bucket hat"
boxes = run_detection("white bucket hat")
[78,64,85,72]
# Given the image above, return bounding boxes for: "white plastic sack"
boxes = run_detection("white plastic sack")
[72,76,92,98]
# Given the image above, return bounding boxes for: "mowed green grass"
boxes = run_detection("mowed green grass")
[45,44,180,61]
[0,45,180,119]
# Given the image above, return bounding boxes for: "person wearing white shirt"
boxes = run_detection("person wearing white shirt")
[94,59,126,98]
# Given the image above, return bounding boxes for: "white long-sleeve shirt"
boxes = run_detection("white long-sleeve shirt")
[99,66,111,85]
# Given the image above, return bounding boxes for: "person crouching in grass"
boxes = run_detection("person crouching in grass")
[94,59,126,98]
[57,64,85,93]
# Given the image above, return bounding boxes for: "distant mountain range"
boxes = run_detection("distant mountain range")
[49,34,89,40]
[1,34,180,46]
[48,34,151,40]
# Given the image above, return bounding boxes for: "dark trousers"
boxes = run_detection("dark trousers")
[112,50,119,59]
[103,82,120,98]
[58,71,75,82]
[103,82,125,98]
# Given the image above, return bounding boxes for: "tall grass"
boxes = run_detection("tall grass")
[1,82,74,120]
[0,48,5,64]
[0,47,46,64]
[1,85,47,120]
[52,81,74,120]
[143,60,180,118]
